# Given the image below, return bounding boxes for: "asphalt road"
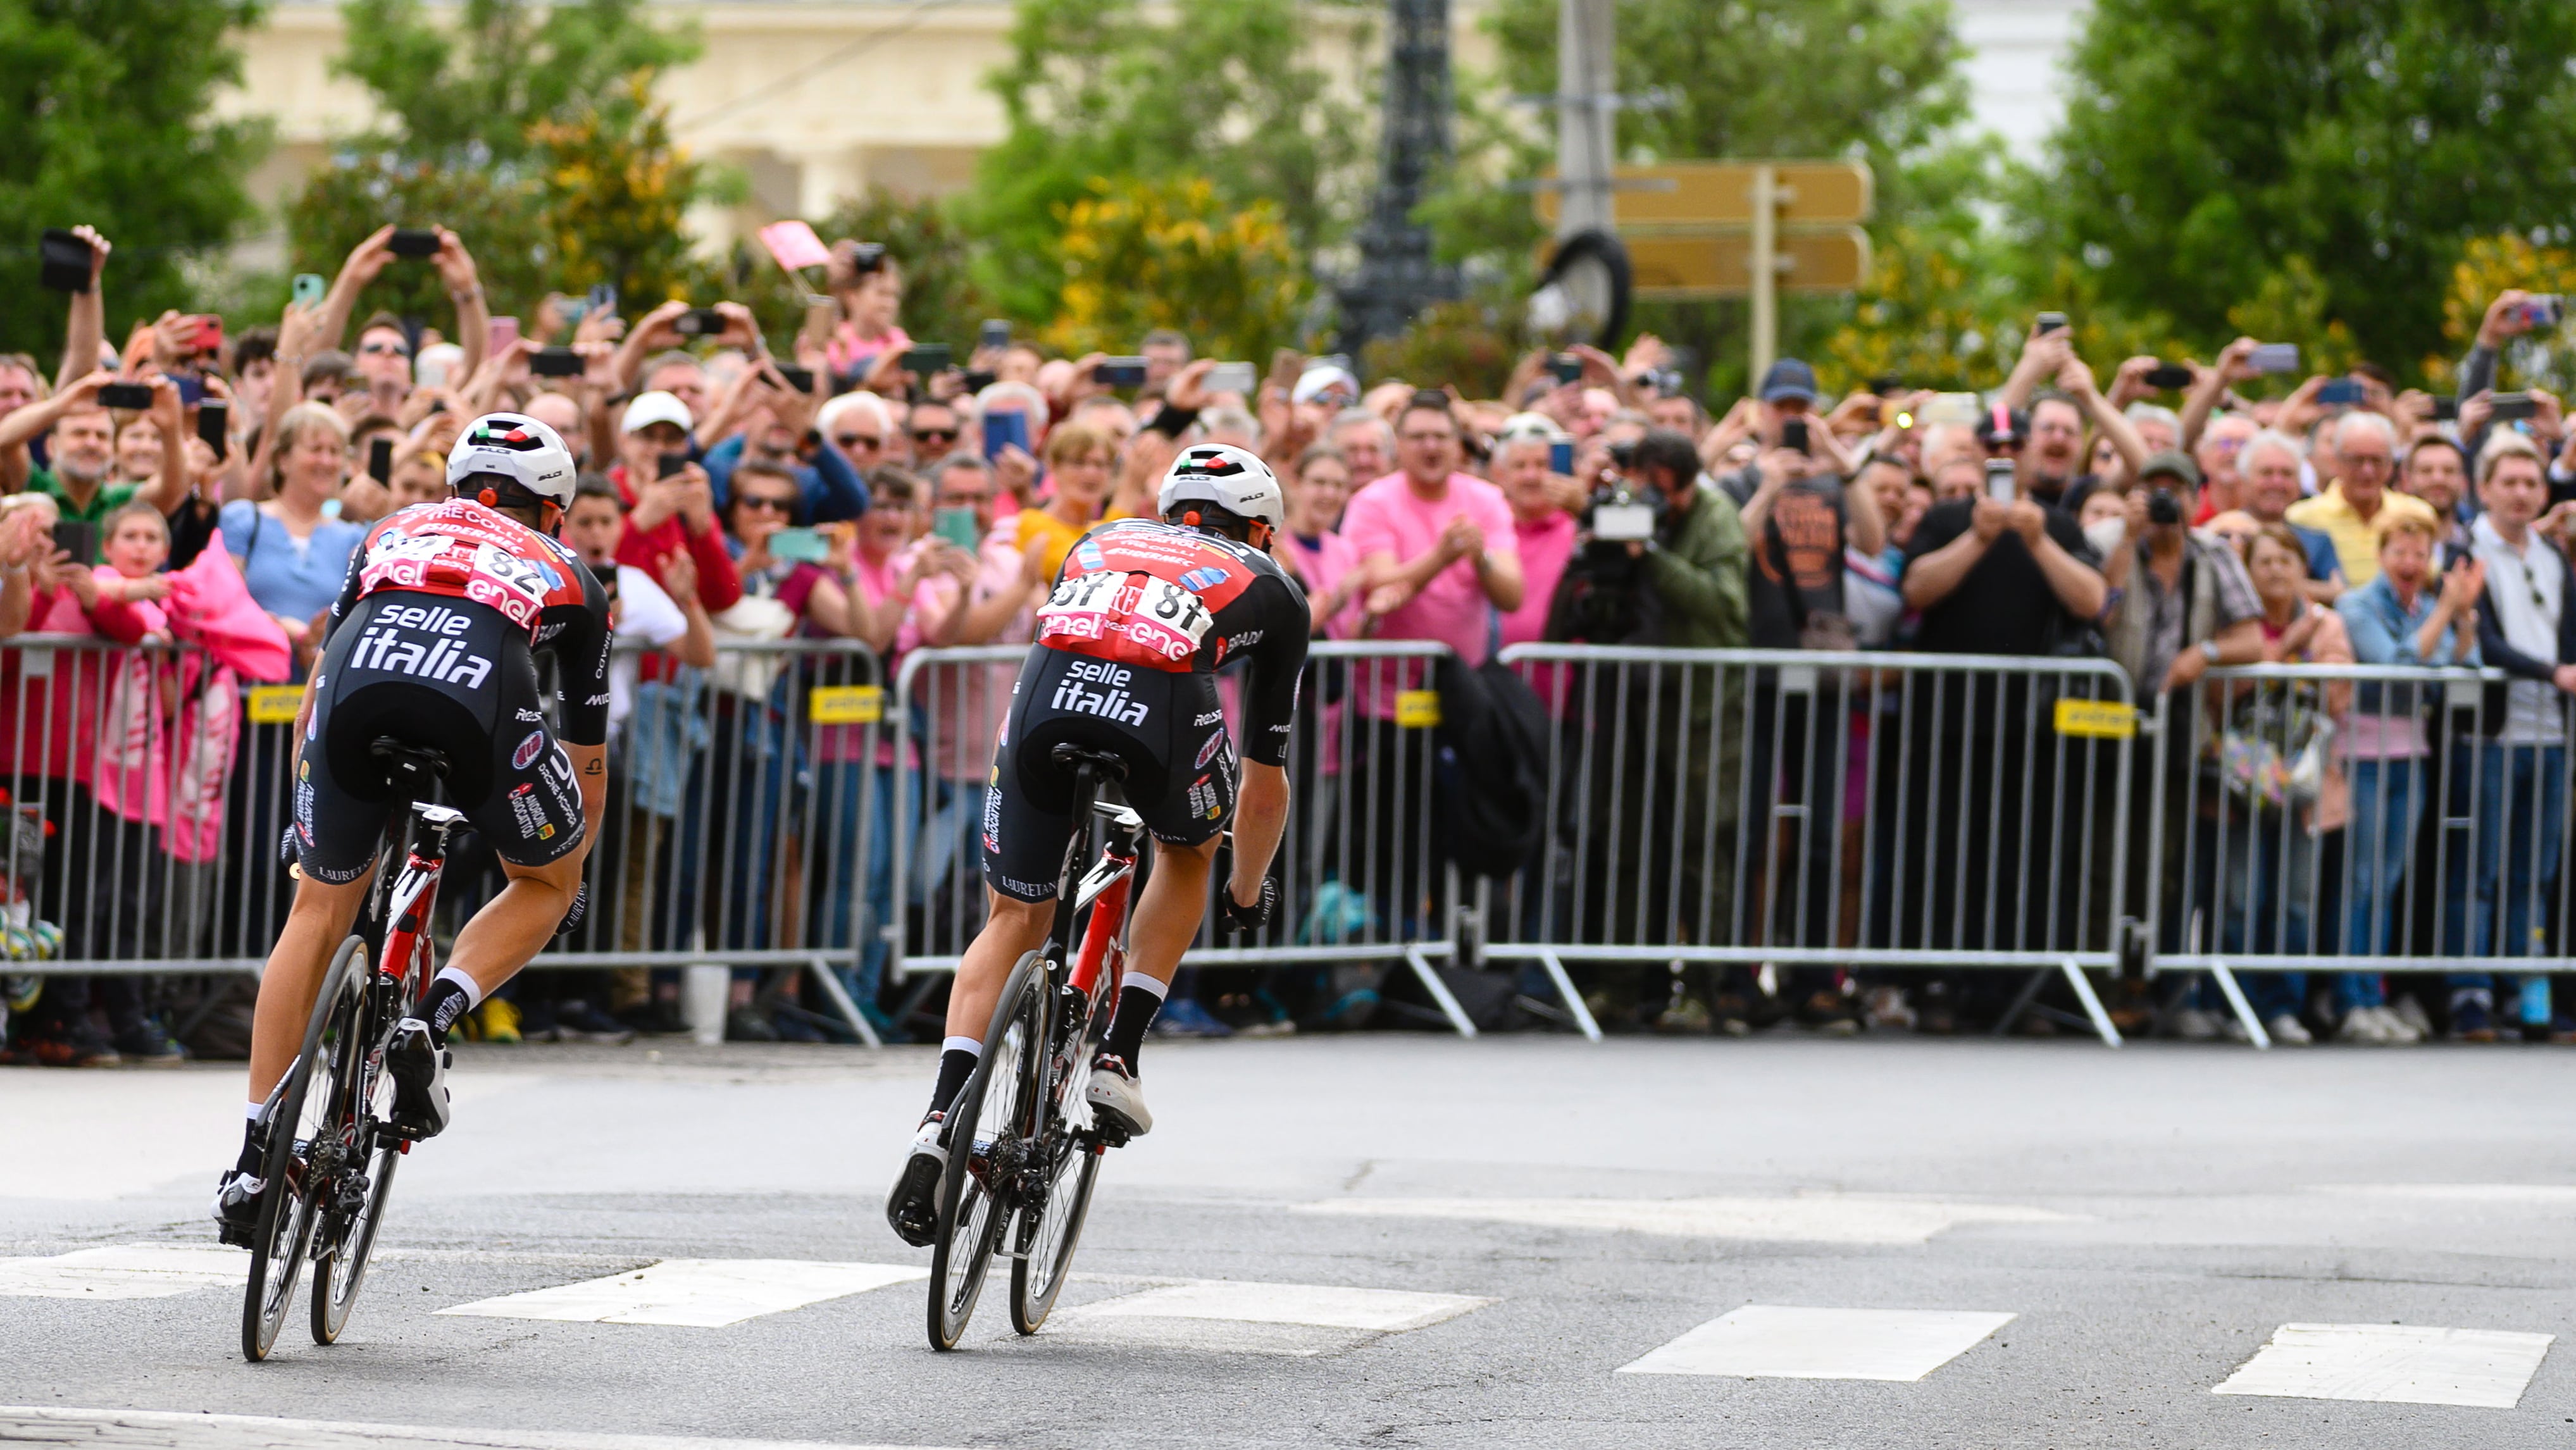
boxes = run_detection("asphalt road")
[6,1031,2576,1449]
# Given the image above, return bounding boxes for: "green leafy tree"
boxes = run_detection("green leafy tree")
[1476,0,1992,399]
[0,0,268,362]
[967,0,1366,325]
[2020,0,2576,382]
[1039,175,1307,362]
[289,0,711,335]
[332,0,697,166]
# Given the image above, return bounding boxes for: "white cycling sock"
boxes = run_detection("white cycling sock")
[433,966,485,1013]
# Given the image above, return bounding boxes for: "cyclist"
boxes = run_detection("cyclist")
[213,413,613,1244]
[885,443,1310,1246]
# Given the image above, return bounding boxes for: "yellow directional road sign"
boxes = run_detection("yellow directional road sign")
[1621,228,1871,299]
[1538,161,1874,229]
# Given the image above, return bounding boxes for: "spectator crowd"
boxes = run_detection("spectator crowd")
[5,219,2575,1065]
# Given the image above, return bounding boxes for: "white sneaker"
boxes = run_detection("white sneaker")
[2167,1007,2223,1041]
[2265,1013,2314,1046]
[883,1111,946,1248]
[2375,1004,2425,1045]
[2337,1008,2393,1044]
[2380,999,2421,1045]
[1860,985,1915,1031]
[1084,1053,1152,1139]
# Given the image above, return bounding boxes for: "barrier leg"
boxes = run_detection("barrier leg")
[2206,962,2270,1050]
[804,956,883,1049]
[1403,946,1479,1039]
[1993,969,2051,1036]
[1534,949,1602,1043]
[2060,957,2123,1048]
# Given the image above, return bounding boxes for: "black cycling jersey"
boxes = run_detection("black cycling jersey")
[292,504,614,885]
[328,499,615,746]
[982,519,1309,903]
[1032,517,1309,765]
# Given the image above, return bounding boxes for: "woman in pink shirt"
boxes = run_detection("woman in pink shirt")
[1277,444,1363,636]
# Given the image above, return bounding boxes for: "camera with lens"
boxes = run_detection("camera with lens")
[2146,488,2182,526]
[1546,468,1667,643]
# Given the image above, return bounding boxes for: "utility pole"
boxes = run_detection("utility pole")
[1336,0,1459,359]
[1555,0,1615,241]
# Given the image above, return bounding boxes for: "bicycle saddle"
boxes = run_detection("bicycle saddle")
[369,737,451,798]
[1049,743,1128,779]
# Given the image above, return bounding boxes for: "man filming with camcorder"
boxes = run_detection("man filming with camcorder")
[1545,428,1748,1029]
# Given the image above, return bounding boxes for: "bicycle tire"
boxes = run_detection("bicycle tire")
[241,934,366,1362]
[926,950,1042,1351]
[1009,1124,1100,1335]
[311,960,401,1345]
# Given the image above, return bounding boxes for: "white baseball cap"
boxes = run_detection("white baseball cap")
[1291,362,1360,408]
[620,389,694,436]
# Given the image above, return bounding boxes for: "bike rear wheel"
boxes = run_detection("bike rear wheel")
[311,955,401,1344]
[1011,1000,1105,1335]
[242,934,366,1362]
[926,950,1042,1351]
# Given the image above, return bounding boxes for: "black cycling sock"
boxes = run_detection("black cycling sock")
[235,1123,264,1177]
[420,978,472,1048]
[1104,986,1164,1068]
[930,1047,980,1115]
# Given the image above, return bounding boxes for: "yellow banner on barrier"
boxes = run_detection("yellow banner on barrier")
[246,685,302,725]
[1395,690,1443,728]
[2053,698,2136,739]
[810,684,885,724]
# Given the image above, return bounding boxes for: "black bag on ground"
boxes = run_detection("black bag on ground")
[1432,653,1548,880]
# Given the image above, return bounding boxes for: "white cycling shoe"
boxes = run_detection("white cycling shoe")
[1084,1053,1152,1140]
[885,1112,947,1248]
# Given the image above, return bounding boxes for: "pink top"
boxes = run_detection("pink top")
[825,322,912,378]
[1343,471,1517,715]
[1499,510,1577,652]
[1280,528,1362,639]
[907,529,1032,781]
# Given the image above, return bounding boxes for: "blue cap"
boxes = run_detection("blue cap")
[1759,358,1820,404]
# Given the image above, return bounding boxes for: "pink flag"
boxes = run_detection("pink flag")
[759,220,833,272]
[166,531,293,683]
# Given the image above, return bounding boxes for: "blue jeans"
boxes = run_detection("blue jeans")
[2199,807,2313,1020]
[2442,742,2567,1020]
[813,759,905,1002]
[2338,757,2424,1012]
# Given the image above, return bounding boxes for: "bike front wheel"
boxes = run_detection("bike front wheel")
[242,934,366,1362]
[311,949,401,1344]
[926,950,1043,1351]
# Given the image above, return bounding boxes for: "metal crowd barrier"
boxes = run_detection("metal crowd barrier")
[2143,660,2573,1048]
[0,634,897,1046]
[887,640,1493,1034]
[1486,645,2143,1045]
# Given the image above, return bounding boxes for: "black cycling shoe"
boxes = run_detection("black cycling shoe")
[211,1168,263,1248]
[386,1017,452,1140]
[884,1111,947,1248]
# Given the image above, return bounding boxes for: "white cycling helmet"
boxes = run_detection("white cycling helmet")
[1157,443,1285,535]
[447,412,578,511]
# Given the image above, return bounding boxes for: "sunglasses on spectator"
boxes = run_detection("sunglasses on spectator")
[912,426,959,445]
[738,493,797,514]
[837,433,885,451]
[359,342,410,359]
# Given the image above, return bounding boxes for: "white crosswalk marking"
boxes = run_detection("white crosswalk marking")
[1048,1279,1493,1356]
[2213,1323,2555,1408]
[1619,1304,2017,1382]
[437,1260,926,1327]
[0,1243,248,1299]
[1298,1195,2075,1244]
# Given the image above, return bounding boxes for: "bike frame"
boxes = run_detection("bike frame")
[1031,780,1144,1144]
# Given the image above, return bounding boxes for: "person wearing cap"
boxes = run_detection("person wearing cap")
[612,390,743,616]
[2103,449,2265,697]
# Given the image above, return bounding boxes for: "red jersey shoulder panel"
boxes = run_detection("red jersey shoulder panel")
[354,500,589,635]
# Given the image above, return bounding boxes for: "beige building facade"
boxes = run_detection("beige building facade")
[220,1,1497,254]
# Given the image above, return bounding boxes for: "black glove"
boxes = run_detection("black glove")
[555,882,588,939]
[1220,876,1276,936]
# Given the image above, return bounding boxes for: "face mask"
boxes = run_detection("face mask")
[2083,516,2127,559]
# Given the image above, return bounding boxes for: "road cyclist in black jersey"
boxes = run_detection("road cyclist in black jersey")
[886,443,1311,1246]
[213,413,614,1244]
